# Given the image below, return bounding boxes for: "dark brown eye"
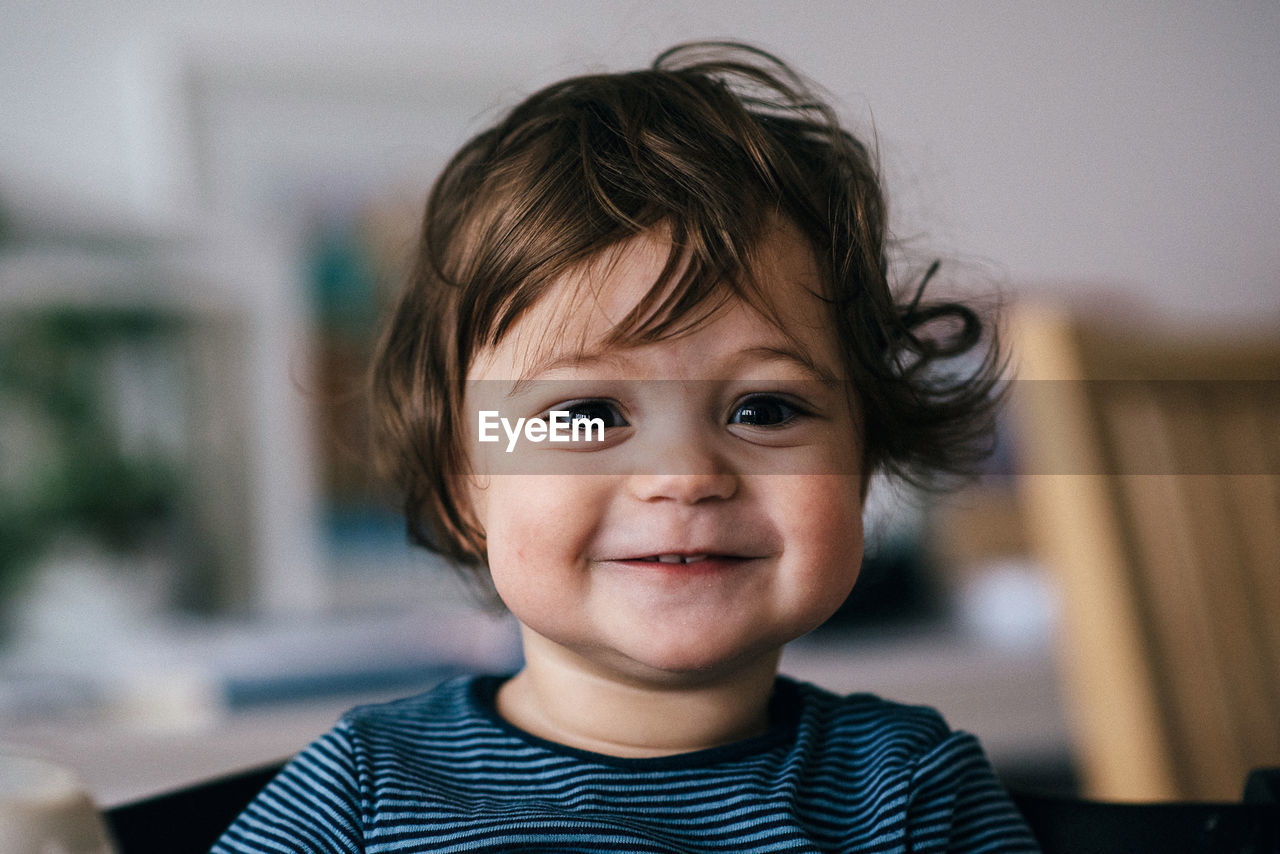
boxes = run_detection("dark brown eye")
[729,396,800,427]
[562,400,628,428]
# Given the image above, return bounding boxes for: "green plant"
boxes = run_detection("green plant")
[0,307,186,606]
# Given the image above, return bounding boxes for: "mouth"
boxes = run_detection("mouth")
[611,552,754,570]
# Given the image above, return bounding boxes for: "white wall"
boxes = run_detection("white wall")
[2,0,1277,323]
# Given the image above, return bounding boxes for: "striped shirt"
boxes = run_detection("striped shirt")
[212,675,1039,852]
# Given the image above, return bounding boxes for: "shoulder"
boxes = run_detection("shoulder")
[325,674,498,764]
[339,673,481,731]
[781,676,963,799]
[783,678,1040,852]
[211,676,495,854]
[786,676,953,753]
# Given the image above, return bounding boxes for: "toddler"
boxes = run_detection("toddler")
[214,42,1039,852]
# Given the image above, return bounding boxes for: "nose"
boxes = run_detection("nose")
[626,431,738,504]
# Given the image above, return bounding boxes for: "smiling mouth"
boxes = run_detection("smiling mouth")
[620,553,757,567]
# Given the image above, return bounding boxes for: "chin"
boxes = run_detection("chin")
[615,633,785,683]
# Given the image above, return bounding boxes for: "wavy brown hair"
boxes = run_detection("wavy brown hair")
[372,41,1002,575]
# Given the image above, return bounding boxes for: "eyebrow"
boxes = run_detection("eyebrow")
[507,342,836,398]
[508,350,618,397]
[738,345,839,383]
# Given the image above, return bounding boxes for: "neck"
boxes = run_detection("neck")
[496,629,781,757]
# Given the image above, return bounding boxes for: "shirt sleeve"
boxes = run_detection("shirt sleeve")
[210,723,364,854]
[905,730,1041,853]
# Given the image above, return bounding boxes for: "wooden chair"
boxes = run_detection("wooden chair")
[1009,304,1280,801]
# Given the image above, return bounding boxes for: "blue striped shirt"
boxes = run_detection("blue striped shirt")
[212,675,1039,852]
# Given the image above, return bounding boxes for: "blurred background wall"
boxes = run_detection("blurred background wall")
[2,0,1277,320]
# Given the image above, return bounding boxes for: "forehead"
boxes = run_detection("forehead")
[468,220,839,382]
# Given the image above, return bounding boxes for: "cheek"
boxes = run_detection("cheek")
[782,475,865,592]
[481,476,606,600]
[481,480,545,567]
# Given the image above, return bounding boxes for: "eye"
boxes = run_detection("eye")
[729,394,804,427]
[558,399,629,429]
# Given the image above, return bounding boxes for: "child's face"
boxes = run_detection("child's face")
[465,222,864,685]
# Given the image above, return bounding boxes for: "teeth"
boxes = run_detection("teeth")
[649,554,710,564]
